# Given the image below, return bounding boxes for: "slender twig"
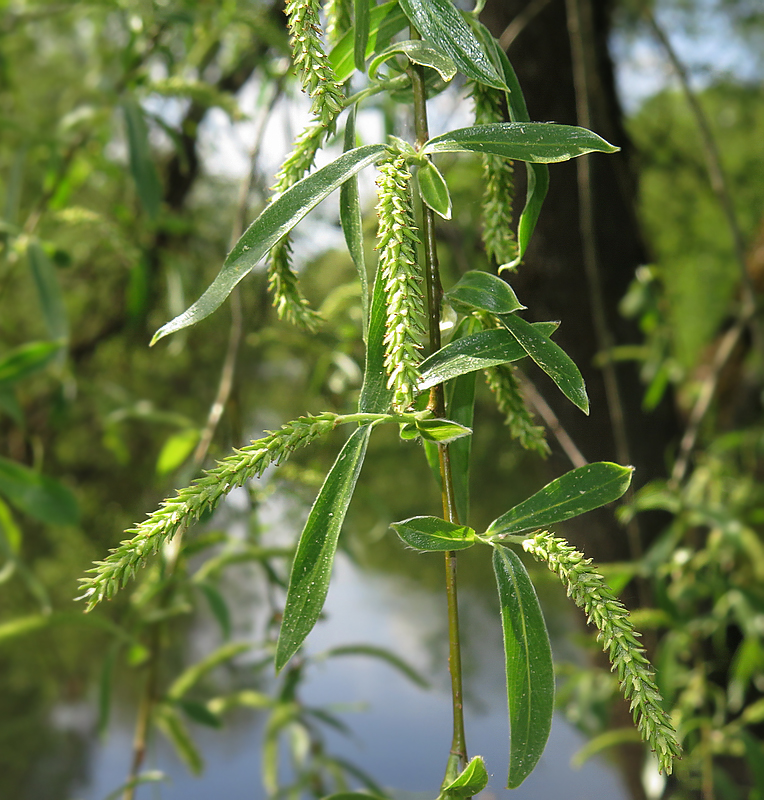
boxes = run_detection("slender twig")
[566,0,643,562]
[516,372,588,468]
[644,8,758,486]
[409,35,468,780]
[498,0,554,50]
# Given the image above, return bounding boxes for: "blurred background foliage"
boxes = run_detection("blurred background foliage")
[1,0,764,798]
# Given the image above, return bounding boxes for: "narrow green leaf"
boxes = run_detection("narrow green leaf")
[0,456,79,526]
[156,704,203,775]
[27,241,68,343]
[167,641,250,700]
[359,258,394,413]
[322,644,430,688]
[152,145,387,344]
[368,40,458,83]
[415,417,471,443]
[417,161,452,219]
[329,1,408,81]
[391,515,476,551]
[492,546,554,788]
[498,312,589,413]
[422,122,619,163]
[445,270,524,316]
[354,0,371,72]
[197,581,232,640]
[442,754,489,796]
[486,462,634,536]
[276,425,372,672]
[340,107,369,341]
[397,0,505,89]
[0,341,63,384]
[122,98,162,221]
[418,324,559,391]
[0,496,22,554]
[176,699,223,729]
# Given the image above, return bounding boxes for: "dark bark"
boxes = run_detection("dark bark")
[481,0,679,563]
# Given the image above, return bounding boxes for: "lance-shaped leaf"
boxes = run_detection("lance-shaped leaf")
[27,241,68,344]
[152,145,387,344]
[391,516,476,551]
[498,313,589,413]
[368,40,457,83]
[359,257,394,414]
[492,546,554,788]
[415,417,471,443]
[354,0,371,71]
[122,98,162,221]
[398,0,505,89]
[486,462,634,537]
[276,425,372,672]
[441,755,489,796]
[418,324,559,391]
[422,122,618,163]
[445,270,524,316]
[417,160,452,219]
[340,108,369,340]
[330,1,408,81]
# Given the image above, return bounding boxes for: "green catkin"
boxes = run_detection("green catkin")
[375,150,425,411]
[285,0,344,126]
[522,531,682,774]
[77,413,340,609]
[475,312,548,454]
[471,80,518,268]
[484,363,550,455]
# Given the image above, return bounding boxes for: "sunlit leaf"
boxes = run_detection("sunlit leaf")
[442,754,489,796]
[492,546,554,788]
[499,313,589,413]
[445,270,524,316]
[156,428,200,475]
[422,122,619,163]
[486,462,634,536]
[415,417,471,443]
[417,160,452,219]
[0,456,79,526]
[397,0,505,89]
[329,0,408,81]
[368,40,458,83]
[276,425,372,672]
[152,145,387,344]
[391,515,476,551]
[418,324,559,391]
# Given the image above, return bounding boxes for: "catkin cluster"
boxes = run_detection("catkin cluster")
[522,531,682,774]
[375,151,425,411]
[471,81,518,268]
[78,414,339,610]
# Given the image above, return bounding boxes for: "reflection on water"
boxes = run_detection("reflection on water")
[65,552,628,800]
